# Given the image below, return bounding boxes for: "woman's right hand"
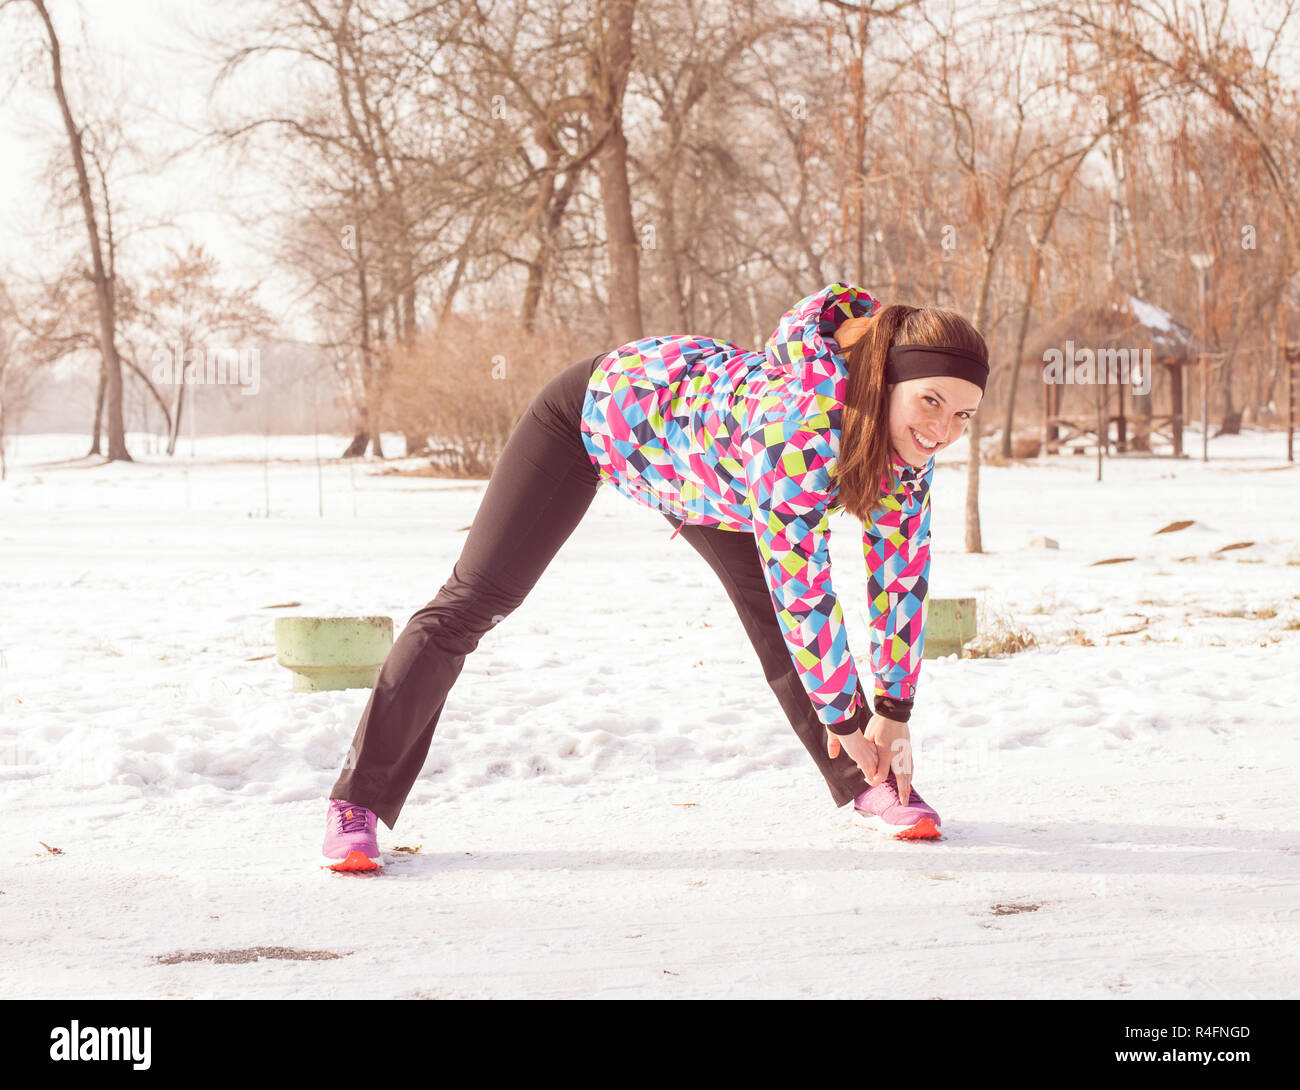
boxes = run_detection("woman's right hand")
[834,314,877,350]
[827,714,913,804]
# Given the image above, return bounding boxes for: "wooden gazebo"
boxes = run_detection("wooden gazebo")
[1031,295,1200,457]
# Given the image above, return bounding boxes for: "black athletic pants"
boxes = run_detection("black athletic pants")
[330,353,873,828]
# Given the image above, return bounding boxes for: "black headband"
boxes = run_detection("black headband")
[886,344,989,391]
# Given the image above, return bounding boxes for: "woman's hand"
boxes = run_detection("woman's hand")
[834,314,876,350]
[827,713,914,804]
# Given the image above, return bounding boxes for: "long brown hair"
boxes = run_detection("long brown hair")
[837,304,988,520]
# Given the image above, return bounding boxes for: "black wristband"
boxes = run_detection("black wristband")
[825,686,873,736]
[873,694,914,723]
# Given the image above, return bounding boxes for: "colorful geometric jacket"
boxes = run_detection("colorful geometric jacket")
[579,283,933,731]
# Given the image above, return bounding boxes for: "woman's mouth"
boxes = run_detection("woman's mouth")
[910,428,941,453]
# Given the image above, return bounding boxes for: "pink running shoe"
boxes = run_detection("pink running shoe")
[322,799,383,871]
[854,771,942,839]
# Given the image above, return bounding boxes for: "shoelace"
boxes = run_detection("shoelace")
[879,774,922,807]
[335,804,371,833]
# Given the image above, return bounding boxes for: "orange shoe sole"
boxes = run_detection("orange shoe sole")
[894,817,941,840]
[856,813,943,839]
[323,850,383,872]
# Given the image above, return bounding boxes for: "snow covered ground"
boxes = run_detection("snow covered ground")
[1,428,1298,999]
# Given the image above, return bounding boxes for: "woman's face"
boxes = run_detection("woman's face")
[887,375,983,467]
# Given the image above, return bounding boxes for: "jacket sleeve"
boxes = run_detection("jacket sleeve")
[743,417,866,729]
[862,459,933,710]
[764,282,880,395]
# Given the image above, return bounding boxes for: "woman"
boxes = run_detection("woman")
[322,283,987,871]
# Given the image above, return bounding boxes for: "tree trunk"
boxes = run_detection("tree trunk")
[966,244,998,554]
[521,254,545,334]
[964,412,982,553]
[34,0,131,462]
[1001,248,1044,458]
[659,141,688,329]
[88,360,106,456]
[851,5,870,284]
[342,212,377,459]
[521,161,581,332]
[166,380,185,457]
[595,122,642,343]
[1105,105,1152,450]
[592,0,642,344]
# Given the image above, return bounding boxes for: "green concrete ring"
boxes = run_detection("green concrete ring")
[924,598,978,659]
[274,615,394,692]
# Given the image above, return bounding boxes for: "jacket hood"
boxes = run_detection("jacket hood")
[765,282,927,484]
[763,281,880,394]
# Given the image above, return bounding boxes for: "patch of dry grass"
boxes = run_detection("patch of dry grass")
[155,947,345,965]
[1210,607,1278,620]
[966,607,1038,658]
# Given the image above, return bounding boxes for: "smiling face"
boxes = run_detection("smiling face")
[887,375,984,467]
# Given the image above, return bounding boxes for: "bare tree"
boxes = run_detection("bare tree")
[819,0,924,284]
[10,0,133,460]
[896,5,1114,546]
[634,0,786,329]
[1060,0,1299,259]
[210,0,453,457]
[129,243,274,454]
[1052,0,1300,442]
[589,0,643,342]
